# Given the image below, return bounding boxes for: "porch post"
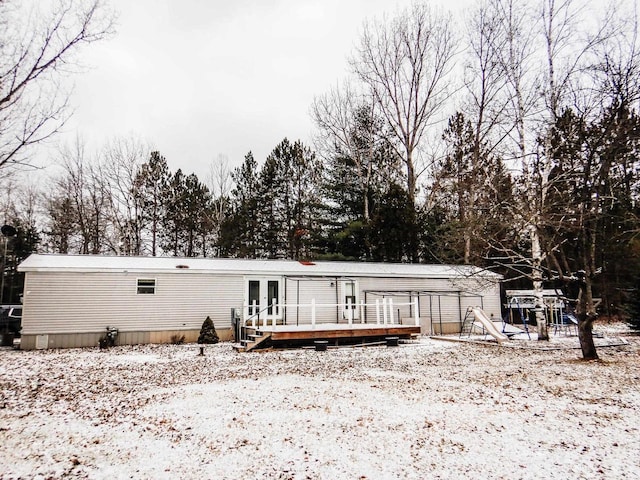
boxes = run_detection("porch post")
[251,300,257,328]
[360,300,365,324]
[388,298,394,324]
[347,298,353,325]
[414,298,420,326]
[271,300,276,328]
[375,299,381,324]
[311,299,316,329]
[382,298,388,324]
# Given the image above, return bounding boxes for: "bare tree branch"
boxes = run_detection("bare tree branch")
[0,0,115,170]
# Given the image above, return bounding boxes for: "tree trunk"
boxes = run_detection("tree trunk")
[576,275,599,360]
[464,236,471,265]
[530,225,549,340]
[406,147,416,207]
[577,314,599,360]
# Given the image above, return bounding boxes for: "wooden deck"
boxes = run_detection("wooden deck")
[235,323,421,352]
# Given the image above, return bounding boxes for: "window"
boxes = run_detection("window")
[137,278,156,294]
[248,280,260,315]
[267,280,279,315]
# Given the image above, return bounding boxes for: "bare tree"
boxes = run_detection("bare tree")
[206,154,233,257]
[100,136,148,255]
[0,0,114,171]
[486,0,615,345]
[51,136,110,254]
[488,0,565,341]
[350,4,457,206]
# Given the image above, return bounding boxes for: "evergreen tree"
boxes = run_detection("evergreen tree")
[1,220,40,304]
[540,102,640,358]
[256,138,321,259]
[44,193,76,254]
[369,183,416,262]
[182,173,213,257]
[197,316,219,344]
[317,105,402,261]
[159,169,187,256]
[219,152,260,257]
[134,151,170,256]
[427,112,514,266]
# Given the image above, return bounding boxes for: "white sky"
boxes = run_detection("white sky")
[54,0,472,181]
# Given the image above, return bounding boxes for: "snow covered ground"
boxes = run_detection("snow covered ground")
[1,323,639,479]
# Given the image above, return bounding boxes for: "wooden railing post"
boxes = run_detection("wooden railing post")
[347,298,353,325]
[414,298,420,326]
[388,298,394,324]
[311,299,316,329]
[382,298,388,324]
[376,299,381,324]
[251,300,257,328]
[271,300,276,328]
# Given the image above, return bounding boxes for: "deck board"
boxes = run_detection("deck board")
[255,323,420,342]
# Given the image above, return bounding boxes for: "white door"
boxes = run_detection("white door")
[341,280,359,320]
[246,277,282,321]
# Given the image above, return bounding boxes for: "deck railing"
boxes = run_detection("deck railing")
[242,298,420,329]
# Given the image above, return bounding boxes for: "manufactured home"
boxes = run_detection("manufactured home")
[17,254,502,350]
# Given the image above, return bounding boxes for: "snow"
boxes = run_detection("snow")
[1,325,639,479]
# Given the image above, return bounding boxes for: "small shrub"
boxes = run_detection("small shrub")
[170,334,186,344]
[197,316,219,344]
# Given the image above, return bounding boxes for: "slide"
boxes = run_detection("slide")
[470,307,509,344]
[564,313,578,325]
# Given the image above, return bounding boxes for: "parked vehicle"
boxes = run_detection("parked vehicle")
[0,305,22,336]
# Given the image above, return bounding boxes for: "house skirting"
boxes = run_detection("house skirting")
[431,322,461,335]
[19,328,234,350]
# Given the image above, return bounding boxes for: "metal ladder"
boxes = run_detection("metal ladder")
[459,308,476,338]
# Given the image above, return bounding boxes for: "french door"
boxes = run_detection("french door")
[246,277,282,320]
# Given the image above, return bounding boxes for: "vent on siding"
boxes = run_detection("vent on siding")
[176,264,189,269]
[299,260,315,266]
[137,278,156,294]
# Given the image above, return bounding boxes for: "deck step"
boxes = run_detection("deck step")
[232,344,247,353]
[238,330,272,352]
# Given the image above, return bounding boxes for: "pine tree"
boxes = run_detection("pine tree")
[197,316,219,344]
[256,139,322,259]
[135,151,170,256]
[369,183,416,262]
[428,112,514,266]
[316,105,401,261]
[219,152,260,257]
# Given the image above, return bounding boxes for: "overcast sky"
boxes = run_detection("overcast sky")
[53,0,472,181]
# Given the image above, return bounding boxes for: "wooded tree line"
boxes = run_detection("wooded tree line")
[2,0,640,346]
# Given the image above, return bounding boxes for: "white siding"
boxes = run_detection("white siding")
[357,276,501,330]
[22,271,244,335]
[21,262,502,338]
[284,278,340,324]
[281,275,501,329]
